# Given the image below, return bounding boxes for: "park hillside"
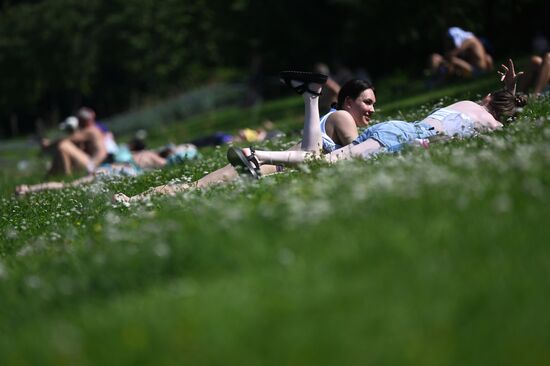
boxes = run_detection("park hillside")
[1,1,550,365]
[1,70,550,364]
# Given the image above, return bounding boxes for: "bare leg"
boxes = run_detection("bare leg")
[193,139,311,188]
[485,54,494,71]
[533,52,550,95]
[115,155,290,202]
[247,80,324,165]
[49,139,92,175]
[462,38,490,70]
[182,156,289,189]
[447,56,474,76]
[15,175,96,196]
[518,55,543,93]
[68,175,96,186]
[299,83,323,152]
[252,138,382,166]
[196,164,238,188]
[16,182,67,195]
[115,81,325,203]
[429,53,445,74]
[244,71,380,168]
[114,76,327,203]
[113,163,225,202]
[253,149,316,165]
[113,180,195,203]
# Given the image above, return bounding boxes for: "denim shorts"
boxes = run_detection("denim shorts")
[353,120,437,152]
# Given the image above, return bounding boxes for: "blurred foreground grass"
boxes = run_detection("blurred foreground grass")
[0,76,549,365]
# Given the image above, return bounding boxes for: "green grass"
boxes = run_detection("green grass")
[1,77,549,365]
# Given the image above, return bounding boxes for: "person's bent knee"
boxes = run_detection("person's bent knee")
[531,55,543,66]
[485,54,494,70]
[429,53,443,67]
[57,139,73,152]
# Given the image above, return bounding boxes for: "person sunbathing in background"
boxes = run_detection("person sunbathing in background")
[15,139,199,196]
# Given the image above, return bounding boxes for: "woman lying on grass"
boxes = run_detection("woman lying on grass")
[114,74,377,202]
[227,59,527,177]
[116,59,524,202]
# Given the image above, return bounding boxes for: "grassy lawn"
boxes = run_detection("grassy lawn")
[1,76,549,365]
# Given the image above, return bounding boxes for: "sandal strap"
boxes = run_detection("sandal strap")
[247,146,261,170]
[283,79,322,97]
[305,87,322,97]
[227,147,261,179]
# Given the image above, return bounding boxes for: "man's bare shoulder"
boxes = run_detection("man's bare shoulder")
[84,125,104,138]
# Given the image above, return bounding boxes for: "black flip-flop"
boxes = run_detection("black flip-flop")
[279,71,328,96]
[227,147,261,179]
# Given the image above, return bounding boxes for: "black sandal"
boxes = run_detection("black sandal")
[279,71,328,96]
[227,146,261,179]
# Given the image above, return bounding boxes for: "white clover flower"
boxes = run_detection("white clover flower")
[153,242,171,258]
[16,244,35,257]
[50,232,61,241]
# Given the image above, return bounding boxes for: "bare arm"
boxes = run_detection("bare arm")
[329,112,359,146]
[68,129,88,144]
[446,36,477,58]
[498,58,524,94]
[90,132,108,167]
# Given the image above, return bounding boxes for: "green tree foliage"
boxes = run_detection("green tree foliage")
[0,0,547,136]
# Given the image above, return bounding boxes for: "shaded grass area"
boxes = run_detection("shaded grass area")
[0,76,549,365]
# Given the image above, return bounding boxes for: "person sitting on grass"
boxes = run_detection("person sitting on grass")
[226,59,526,177]
[15,143,199,196]
[113,74,376,202]
[428,26,494,82]
[40,107,108,176]
[517,52,550,96]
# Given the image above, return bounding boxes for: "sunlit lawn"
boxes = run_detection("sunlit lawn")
[1,78,549,365]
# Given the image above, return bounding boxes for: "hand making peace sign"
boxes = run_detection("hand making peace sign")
[497,58,524,94]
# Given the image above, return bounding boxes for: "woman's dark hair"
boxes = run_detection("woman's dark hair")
[332,79,374,110]
[489,89,528,123]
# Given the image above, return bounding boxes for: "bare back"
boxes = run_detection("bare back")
[444,101,503,131]
[132,150,166,169]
